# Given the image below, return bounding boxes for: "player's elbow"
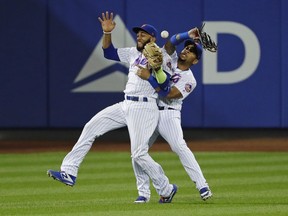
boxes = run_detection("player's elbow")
[103,44,120,61]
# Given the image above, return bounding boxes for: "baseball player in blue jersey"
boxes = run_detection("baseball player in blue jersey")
[47,11,178,204]
[133,28,213,203]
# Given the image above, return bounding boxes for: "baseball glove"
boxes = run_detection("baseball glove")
[143,42,163,70]
[196,23,217,52]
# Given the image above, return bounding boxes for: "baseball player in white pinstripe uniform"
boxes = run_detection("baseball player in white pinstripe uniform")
[47,11,178,204]
[133,28,212,203]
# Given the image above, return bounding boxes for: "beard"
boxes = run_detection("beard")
[137,39,152,52]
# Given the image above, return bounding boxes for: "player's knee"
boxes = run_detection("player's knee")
[170,141,188,153]
[83,121,93,131]
[131,152,147,164]
[132,154,142,162]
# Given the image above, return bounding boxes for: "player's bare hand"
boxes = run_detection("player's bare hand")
[136,66,151,80]
[98,11,116,33]
[188,27,200,40]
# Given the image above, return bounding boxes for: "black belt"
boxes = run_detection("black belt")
[158,106,175,110]
[126,96,148,102]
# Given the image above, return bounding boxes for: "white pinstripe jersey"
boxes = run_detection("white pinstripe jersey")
[158,50,197,110]
[117,47,155,98]
[117,47,172,99]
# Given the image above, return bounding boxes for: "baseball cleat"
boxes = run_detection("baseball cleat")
[199,187,212,201]
[134,196,149,203]
[47,170,76,186]
[159,184,178,203]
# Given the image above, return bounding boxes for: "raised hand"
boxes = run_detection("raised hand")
[98,11,116,33]
[188,27,200,40]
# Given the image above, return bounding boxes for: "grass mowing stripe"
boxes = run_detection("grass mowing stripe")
[1,152,288,216]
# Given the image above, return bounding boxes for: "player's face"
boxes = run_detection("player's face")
[179,45,198,65]
[136,31,154,51]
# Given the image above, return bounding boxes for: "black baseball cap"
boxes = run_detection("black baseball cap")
[184,40,203,60]
[132,24,158,38]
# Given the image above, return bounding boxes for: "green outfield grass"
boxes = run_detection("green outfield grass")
[0,151,287,216]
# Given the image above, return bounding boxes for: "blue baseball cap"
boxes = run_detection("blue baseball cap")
[132,24,158,38]
[184,40,203,60]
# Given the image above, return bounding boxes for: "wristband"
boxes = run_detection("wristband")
[158,87,171,97]
[158,73,170,90]
[103,31,112,34]
[154,67,167,84]
[170,32,192,46]
[147,75,159,89]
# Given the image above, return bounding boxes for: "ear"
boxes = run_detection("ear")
[150,37,156,42]
[192,59,199,65]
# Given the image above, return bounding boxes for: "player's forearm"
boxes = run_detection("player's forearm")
[102,32,113,49]
[164,40,176,55]
[147,75,171,97]
[147,76,182,99]
[154,67,167,84]
[150,70,170,89]
[165,87,183,99]
[170,32,192,46]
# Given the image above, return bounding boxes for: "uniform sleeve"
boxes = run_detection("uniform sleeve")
[173,72,197,100]
[103,44,120,61]
[117,47,133,63]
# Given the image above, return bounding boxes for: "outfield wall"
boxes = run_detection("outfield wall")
[1,0,287,128]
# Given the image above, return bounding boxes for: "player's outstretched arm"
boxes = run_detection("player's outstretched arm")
[98,11,120,61]
[98,11,116,49]
[164,27,199,55]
